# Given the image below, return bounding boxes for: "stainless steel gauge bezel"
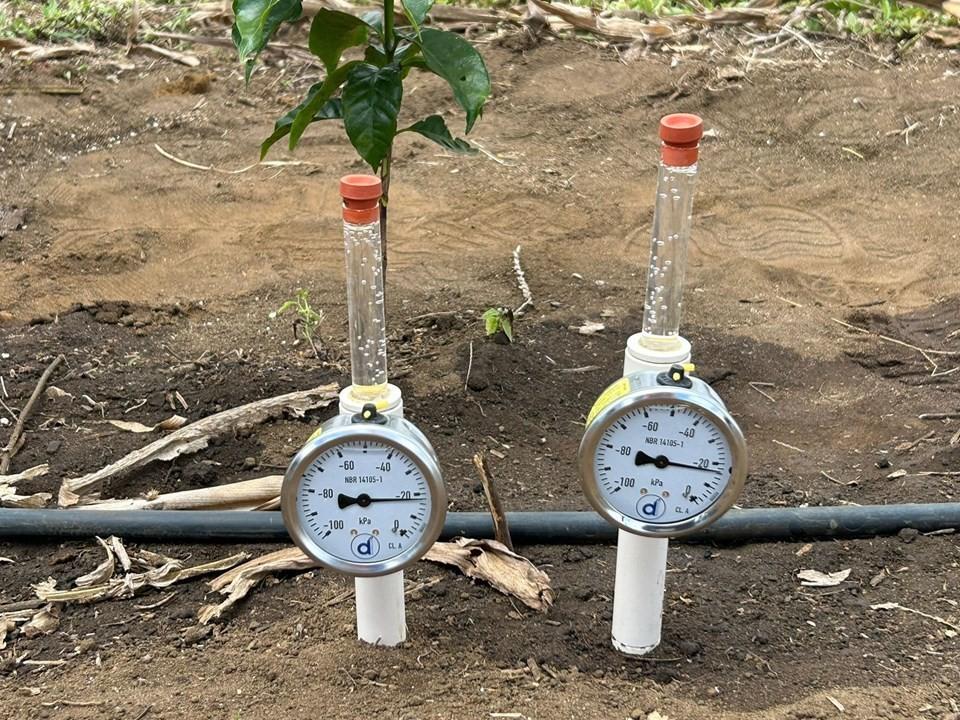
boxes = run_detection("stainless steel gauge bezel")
[578,379,747,538]
[281,416,447,577]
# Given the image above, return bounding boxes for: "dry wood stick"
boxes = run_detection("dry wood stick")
[473,451,513,551]
[0,355,64,475]
[512,245,534,317]
[0,598,45,614]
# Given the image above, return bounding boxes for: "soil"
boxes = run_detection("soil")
[2,29,960,720]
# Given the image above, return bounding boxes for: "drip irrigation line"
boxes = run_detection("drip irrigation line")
[0,504,957,544]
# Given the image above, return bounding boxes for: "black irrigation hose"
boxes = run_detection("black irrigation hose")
[0,503,958,544]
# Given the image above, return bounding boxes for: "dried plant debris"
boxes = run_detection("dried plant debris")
[32,538,249,605]
[927,26,960,46]
[83,475,283,511]
[74,537,116,588]
[0,464,49,483]
[871,602,960,633]
[0,619,18,650]
[198,547,318,624]
[569,321,605,335]
[107,415,188,434]
[59,383,338,505]
[199,540,555,622]
[1,464,52,508]
[530,0,676,42]
[425,538,555,612]
[1,603,62,648]
[797,568,851,587]
[21,605,60,638]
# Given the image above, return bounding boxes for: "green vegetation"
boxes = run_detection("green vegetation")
[0,0,193,42]
[0,0,954,54]
[231,0,490,258]
[810,0,951,39]
[272,288,326,357]
[437,0,953,38]
[483,307,514,343]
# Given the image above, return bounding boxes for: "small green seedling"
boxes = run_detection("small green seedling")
[483,307,513,344]
[272,289,325,357]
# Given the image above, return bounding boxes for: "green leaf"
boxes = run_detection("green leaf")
[341,63,403,170]
[395,41,420,64]
[308,9,368,72]
[402,115,475,154]
[361,10,383,34]
[483,308,501,336]
[365,44,388,66]
[260,89,342,159]
[288,62,356,150]
[402,0,434,31]
[418,28,490,133]
[232,0,303,82]
[500,313,513,343]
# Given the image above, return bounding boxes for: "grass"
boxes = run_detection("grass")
[440,0,955,39]
[811,0,951,38]
[0,0,194,42]
[0,0,953,43]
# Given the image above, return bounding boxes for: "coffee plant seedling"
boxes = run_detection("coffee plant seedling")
[232,0,491,267]
[483,307,513,343]
[272,288,325,357]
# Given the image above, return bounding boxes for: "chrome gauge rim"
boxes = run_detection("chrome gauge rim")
[281,418,446,576]
[578,385,747,538]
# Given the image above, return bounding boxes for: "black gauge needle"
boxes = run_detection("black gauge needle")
[337,493,419,509]
[634,450,663,467]
[635,451,718,473]
[668,461,721,473]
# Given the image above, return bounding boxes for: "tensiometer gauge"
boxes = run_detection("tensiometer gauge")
[281,405,446,576]
[578,365,747,538]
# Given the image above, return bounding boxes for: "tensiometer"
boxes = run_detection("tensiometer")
[579,365,747,537]
[282,405,446,576]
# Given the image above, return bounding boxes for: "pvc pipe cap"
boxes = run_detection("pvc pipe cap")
[659,113,703,167]
[340,174,381,224]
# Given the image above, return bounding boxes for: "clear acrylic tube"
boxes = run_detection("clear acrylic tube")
[639,161,699,351]
[343,217,388,401]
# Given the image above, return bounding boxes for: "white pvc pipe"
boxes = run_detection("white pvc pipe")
[610,332,692,655]
[354,570,407,646]
[339,385,406,647]
[612,530,668,654]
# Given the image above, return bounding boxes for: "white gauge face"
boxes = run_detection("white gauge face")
[293,439,432,566]
[593,402,734,525]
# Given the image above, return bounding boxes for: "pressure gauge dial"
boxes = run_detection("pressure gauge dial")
[281,405,446,576]
[578,366,747,538]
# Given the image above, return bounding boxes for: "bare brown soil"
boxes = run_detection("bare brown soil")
[2,34,960,720]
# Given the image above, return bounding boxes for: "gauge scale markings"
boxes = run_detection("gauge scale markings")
[594,404,733,526]
[295,440,431,565]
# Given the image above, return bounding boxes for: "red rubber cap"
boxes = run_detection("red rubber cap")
[660,114,703,145]
[659,113,703,167]
[340,174,382,201]
[340,174,381,224]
